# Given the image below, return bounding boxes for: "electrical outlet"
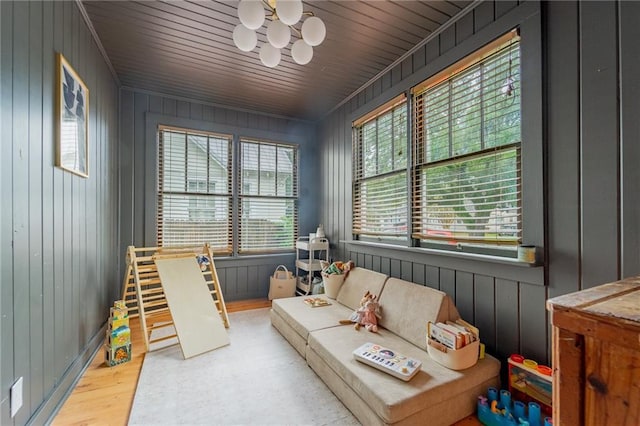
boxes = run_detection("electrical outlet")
[10,377,23,418]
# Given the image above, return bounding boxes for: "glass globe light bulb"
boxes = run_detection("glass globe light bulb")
[275,0,303,26]
[259,43,281,67]
[266,20,291,49]
[232,24,257,52]
[301,16,326,46]
[238,0,265,30]
[291,39,313,65]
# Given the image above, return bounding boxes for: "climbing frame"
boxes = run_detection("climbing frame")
[120,244,230,352]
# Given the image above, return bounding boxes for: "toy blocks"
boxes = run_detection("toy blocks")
[104,300,132,367]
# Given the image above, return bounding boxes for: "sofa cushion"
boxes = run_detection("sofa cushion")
[336,267,387,311]
[378,278,459,351]
[305,349,498,426]
[271,295,354,341]
[270,308,308,357]
[307,326,501,424]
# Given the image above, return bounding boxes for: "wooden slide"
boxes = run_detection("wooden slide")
[120,244,230,357]
[155,255,230,359]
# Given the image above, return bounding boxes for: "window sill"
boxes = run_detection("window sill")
[213,252,295,268]
[342,240,543,268]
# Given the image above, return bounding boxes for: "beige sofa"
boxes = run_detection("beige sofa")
[270,267,500,426]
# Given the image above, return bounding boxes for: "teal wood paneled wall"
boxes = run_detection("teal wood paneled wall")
[119,88,319,301]
[318,0,640,371]
[2,1,639,423]
[0,1,119,424]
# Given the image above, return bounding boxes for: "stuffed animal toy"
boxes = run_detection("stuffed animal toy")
[342,260,355,279]
[323,260,355,277]
[339,290,373,325]
[338,290,381,332]
[354,294,381,333]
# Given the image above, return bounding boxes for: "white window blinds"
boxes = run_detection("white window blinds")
[353,96,408,239]
[239,138,298,253]
[412,32,522,246]
[157,127,233,253]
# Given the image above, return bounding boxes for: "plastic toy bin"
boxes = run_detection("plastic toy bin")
[477,387,552,426]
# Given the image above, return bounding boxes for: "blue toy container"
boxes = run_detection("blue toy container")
[477,387,553,426]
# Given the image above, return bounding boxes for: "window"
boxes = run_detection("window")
[188,181,217,220]
[353,95,408,240]
[158,129,299,255]
[239,138,298,253]
[157,127,233,254]
[412,31,521,248]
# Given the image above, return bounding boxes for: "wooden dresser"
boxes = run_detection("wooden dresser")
[547,276,640,426]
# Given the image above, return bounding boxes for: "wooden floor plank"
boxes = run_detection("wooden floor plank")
[52,298,480,425]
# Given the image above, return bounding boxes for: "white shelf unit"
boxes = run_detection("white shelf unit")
[295,236,329,295]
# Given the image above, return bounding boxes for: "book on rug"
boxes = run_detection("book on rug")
[304,297,331,308]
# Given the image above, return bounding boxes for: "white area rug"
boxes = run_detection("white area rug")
[129,308,360,426]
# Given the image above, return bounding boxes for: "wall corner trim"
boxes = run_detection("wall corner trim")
[323,0,483,119]
[75,0,121,86]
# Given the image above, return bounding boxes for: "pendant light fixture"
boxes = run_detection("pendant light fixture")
[233,0,326,67]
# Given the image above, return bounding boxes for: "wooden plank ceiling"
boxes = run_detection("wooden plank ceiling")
[82,0,472,121]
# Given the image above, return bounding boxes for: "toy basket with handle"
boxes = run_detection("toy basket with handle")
[268,265,296,300]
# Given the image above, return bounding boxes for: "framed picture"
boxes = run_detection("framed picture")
[56,52,89,177]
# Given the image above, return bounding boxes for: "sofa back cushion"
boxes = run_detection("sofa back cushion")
[336,267,387,311]
[378,278,459,351]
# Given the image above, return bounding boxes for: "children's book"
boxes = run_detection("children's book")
[303,297,331,308]
[428,322,458,349]
[454,318,480,339]
[445,321,477,345]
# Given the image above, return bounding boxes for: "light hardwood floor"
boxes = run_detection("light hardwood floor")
[52,298,480,425]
